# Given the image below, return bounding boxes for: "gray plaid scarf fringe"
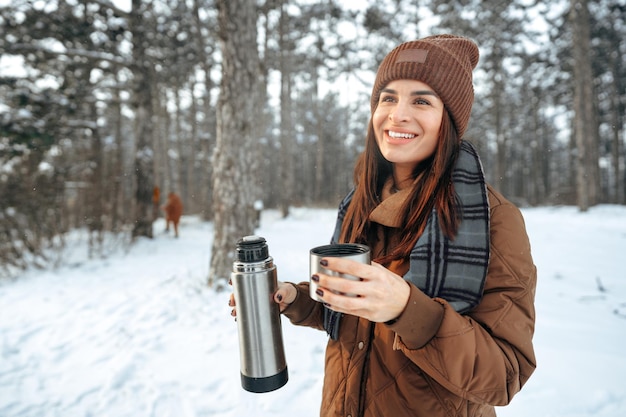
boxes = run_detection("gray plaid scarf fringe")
[324,140,490,340]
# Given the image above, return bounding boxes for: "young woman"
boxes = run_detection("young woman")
[232,34,537,417]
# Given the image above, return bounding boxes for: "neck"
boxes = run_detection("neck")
[392,166,414,191]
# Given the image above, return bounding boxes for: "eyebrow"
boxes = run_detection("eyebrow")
[380,88,439,97]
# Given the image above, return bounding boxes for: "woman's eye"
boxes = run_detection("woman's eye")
[414,98,430,105]
[380,95,396,103]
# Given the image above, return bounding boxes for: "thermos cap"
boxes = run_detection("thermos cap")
[236,235,269,262]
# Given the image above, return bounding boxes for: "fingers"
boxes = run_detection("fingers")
[313,273,363,297]
[313,259,410,323]
[320,257,373,279]
[228,281,296,318]
[228,293,236,318]
[313,257,374,297]
[273,281,289,303]
[274,281,297,311]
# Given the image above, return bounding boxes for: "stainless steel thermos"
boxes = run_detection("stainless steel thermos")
[231,236,288,393]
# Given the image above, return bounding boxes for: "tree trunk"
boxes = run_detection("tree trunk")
[607,30,624,204]
[130,0,155,238]
[192,0,216,220]
[189,73,200,214]
[172,86,189,207]
[312,59,325,203]
[111,80,124,231]
[209,0,262,286]
[570,0,599,211]
[87,115,104,256]
[160,88,176,194]
[278,1,294,218]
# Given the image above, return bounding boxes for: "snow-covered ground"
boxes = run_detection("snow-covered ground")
[1,205,625,417]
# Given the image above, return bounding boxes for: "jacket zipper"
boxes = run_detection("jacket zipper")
[357,322,376,417]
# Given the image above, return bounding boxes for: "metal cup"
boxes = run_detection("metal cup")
[309,243,370,302]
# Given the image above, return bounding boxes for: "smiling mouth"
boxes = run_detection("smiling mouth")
[388,130,416,139]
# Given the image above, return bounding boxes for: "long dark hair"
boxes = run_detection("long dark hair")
[339,109,461,264]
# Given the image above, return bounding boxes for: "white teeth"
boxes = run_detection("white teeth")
[388,131,415,139]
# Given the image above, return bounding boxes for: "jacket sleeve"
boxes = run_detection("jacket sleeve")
[282,188,355,330]
[281,282,327,331]
[389,190,537,406]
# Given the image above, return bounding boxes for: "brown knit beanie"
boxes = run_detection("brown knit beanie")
[371,34,479,138]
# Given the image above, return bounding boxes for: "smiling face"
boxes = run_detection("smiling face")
[372,79,444,185]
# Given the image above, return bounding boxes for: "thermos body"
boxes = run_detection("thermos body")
[232,236,288,393]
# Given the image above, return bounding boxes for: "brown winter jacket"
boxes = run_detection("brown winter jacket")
[282,184,537,417]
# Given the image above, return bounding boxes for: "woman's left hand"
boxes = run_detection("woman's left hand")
[312,257,410,323]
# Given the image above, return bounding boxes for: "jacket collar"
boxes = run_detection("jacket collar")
[369,177,410,228]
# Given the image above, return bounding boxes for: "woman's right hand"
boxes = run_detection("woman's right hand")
[228,280,297,318]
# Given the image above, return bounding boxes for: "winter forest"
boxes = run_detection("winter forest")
[0,0,624,281]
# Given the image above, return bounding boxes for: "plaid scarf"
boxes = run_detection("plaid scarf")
[324,140,490,340]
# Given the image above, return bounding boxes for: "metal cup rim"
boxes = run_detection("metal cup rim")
[310,243,370,257]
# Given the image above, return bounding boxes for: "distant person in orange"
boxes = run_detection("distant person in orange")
[152,186,161,220]
[162,192,183,238]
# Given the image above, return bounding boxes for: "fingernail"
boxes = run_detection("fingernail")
[311,274,320,282]
[316,289,324,297]
[320,259,328,267]
[276,293,283,302]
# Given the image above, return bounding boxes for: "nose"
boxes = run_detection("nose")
[388,101,410,122]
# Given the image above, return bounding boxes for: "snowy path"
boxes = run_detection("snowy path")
[1,206,626,417]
